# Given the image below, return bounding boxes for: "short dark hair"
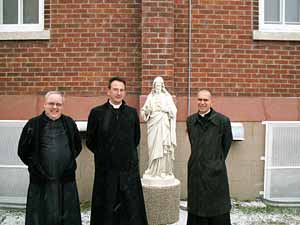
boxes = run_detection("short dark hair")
[108,77,126,89]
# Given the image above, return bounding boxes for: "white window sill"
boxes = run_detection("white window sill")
[0,30,50,40]
[253,30,300,41]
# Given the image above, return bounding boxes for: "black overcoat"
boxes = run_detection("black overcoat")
[86,101,148,225]
[186,109,233,217]
[17,112,82,225]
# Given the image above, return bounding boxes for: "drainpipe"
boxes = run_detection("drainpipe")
[188,0,192,115]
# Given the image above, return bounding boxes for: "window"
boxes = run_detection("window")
[0,0,44,32]
[260,0,300,32]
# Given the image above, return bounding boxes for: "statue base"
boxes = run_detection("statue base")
[142,176,181,225]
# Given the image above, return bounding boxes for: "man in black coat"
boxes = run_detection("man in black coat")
[186,89,233,225]
[86,77,148,225]
[18,91,82,225]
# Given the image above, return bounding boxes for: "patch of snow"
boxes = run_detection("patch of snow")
[0,209,25,225]
[236,200,266,208]
[1,200,300,225]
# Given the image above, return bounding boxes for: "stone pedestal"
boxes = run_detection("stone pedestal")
[142,176,181,225]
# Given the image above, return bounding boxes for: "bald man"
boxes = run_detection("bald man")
[18,91,82,225]
[186,89,233,225]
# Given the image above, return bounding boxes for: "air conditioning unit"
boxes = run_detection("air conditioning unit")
[0,120,28,208]
[262,121,300,206]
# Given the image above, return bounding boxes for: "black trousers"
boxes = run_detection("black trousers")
[187,212,231,225]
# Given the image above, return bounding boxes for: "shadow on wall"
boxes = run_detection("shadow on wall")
[76,141,94,202]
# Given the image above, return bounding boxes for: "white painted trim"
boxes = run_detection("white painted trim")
[0,0,3,24]
[19,0,23,24]
[39,0,44,28]
[266,166,300,169]
[0,120,28,123]
[262,121,300,124]
[0,165,27,168]
[0,24,43,31]
[0,119,86,130]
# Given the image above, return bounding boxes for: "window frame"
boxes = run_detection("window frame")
[259,0,300,32]
[0,0,44,32]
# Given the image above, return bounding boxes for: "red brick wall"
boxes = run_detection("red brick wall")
[178,0,300,97]
[174,0,189,96]
[141,0,175,94]
[45,0,51,30]
[1,0,300,98]
[0,0,142,96]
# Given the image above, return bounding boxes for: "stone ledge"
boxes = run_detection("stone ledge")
[253,30,300,41]
[0,30,50,40]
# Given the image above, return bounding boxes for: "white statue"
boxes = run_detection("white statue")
[141,76,177,178]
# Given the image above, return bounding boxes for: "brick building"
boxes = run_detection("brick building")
[1,0,300,202]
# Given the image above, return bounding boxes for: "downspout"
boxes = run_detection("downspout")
[188,0,192,115]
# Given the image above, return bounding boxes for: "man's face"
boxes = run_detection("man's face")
[107,80,126,105]
[197,90,212,114]
[44,94,64,120]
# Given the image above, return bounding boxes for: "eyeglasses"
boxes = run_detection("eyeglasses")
[47,102,63,107]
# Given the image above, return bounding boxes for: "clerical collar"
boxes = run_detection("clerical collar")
[44,111,62,121]
[199,109,211,117]
[109,100,122,109]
